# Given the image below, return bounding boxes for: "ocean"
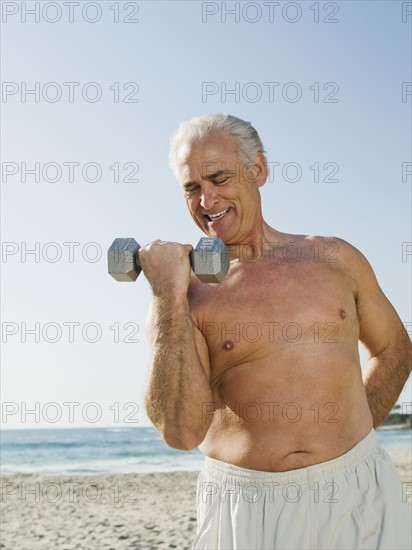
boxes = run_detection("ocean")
[1,427,411,476]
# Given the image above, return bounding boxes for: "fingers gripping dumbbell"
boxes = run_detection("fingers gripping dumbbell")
[108,237,230,283]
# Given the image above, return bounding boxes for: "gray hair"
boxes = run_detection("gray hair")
[168,113,266,178]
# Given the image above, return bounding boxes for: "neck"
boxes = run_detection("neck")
[226,221,285,262]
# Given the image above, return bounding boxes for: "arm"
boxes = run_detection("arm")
[141,241,213,450]
[348,242,412,427]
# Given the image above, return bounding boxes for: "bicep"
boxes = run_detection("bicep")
[355,251,406,358]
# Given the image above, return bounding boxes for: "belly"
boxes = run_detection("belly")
[200,352,373,471]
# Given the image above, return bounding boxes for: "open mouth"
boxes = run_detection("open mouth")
[204,208,230,222]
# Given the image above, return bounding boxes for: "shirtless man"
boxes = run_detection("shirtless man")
[141,114,411,549]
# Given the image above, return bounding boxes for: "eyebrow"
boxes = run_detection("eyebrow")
[183,169,235,189]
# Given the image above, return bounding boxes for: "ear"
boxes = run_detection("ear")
[254,151,268,188]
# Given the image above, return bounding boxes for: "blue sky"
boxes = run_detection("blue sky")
[1,0,411,429]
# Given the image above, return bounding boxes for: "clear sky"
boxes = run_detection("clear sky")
[1,0,411,429]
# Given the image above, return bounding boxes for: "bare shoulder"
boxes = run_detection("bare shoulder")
[273,231,364,270]
[282,233,380,301]
[301,235,389,321]
[303,234,371,272]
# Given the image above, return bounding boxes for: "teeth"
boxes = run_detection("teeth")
[208,208,229,220]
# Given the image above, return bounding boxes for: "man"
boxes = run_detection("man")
[140,114,411,549]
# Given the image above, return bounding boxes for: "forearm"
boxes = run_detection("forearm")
[145,295,213,449]
[363,344,412,427]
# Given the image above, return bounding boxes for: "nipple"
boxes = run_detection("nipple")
[339,309,346,319]
[222,340,234,351]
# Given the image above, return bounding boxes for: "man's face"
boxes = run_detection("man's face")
[176,132,267,245]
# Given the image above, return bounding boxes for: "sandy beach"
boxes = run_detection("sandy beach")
[1,448,411,550]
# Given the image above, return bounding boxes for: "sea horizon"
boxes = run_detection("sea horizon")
[1,426,411,477]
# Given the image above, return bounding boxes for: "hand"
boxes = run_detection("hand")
[138,240,193,298]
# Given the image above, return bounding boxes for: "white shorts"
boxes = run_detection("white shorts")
[193,429,411,549]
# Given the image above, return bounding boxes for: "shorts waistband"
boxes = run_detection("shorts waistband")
[203,429,378,487]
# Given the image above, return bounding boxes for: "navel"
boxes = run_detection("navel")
[222,340,235,351]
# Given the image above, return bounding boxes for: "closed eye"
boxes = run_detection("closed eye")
[206,169,236,184]
[184,184,200,194]
[212,176,229,185]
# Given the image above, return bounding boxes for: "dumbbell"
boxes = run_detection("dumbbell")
[108,237,230,283]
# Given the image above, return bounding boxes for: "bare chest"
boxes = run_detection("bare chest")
[190,258,359,382]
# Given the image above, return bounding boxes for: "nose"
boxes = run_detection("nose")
[200,185,218,210]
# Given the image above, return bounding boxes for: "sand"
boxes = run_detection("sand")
[1,449,411,550]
